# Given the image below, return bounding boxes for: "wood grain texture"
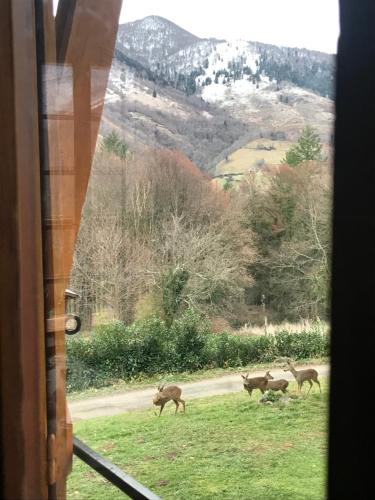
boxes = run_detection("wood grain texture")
[0,1,47,497]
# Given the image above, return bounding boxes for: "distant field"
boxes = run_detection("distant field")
[212,176,243,188]
[68,380,328,500]
[216,139,294,174]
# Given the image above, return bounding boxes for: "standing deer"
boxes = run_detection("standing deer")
[241,373,268,398]
[283,361,321,394]
[264,371,289,394]
[153,385,185,416]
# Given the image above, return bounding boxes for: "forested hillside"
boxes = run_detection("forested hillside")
[70,17,333,329]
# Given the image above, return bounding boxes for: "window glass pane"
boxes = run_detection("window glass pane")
[65,1,338,498]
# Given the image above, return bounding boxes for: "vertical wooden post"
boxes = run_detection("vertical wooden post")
[0,1,48,498]
[1,1,122,497]
[40,1,123,497]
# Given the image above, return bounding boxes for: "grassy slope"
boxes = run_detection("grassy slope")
[216,139,294,174]
[68,379,328,499]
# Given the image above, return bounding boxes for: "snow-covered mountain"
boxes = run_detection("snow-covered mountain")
[116,16,203,69]
[102,16,335,171]
[114,16,334,98]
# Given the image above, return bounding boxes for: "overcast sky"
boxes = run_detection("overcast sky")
[53,0,339,54]
[119,0,340,54]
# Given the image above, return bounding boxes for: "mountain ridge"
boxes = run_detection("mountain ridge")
[116,15,335,99]
[102,15,334,171]
[119,15,334,56]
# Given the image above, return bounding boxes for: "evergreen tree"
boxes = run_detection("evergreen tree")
[101,131,128,160]
[283,126,323,166]
[223,179,233,191]
[162,266,190,326]
[185,76,197,95]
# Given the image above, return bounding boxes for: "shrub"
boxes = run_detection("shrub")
[204,333,242,367]
[260,391,282,404]
[274,329,329,359]
[66,317,170,390]
[66,311,329,392]
[169,309,209,370]
[204,334,277,368]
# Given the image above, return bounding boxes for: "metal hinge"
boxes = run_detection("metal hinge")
[47,433,56,485]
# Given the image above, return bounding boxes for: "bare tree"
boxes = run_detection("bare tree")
[70,147,257,326]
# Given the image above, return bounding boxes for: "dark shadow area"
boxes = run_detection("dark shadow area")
[329,1,375,498]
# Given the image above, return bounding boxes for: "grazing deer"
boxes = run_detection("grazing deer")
[241,373,268,398]
[264,371,289,394]
[283,361,321,394]
[153,385,185,416]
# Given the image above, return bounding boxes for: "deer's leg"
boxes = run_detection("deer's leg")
[159,404,165,416]
[306,380,313,395]
[178,398,186,413]
[173,400,179,414]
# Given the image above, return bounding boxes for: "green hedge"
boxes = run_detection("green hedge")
[66,310,329,392]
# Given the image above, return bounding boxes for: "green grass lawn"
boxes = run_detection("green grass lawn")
[68,379,328,500]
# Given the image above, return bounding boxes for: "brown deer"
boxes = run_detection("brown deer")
[153,385,185,416]
[264,371,289,394]
[283,361,321,394]
[241,373,268,398]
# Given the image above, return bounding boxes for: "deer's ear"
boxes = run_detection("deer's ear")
[159,385,165,392]
[241,374,246,379]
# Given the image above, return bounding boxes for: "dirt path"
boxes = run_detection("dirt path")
[69,364,329,421]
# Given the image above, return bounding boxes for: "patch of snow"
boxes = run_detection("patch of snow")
[201,83,228,103]
[201,77,272,105]
[212,40,259,74]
